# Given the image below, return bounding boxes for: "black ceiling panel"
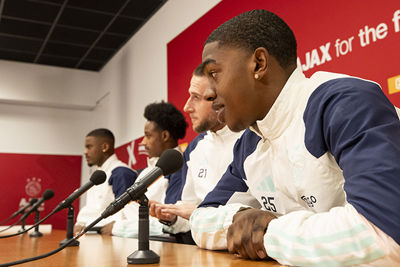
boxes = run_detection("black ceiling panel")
[0,49,35,63]
[122,0,164,19]
[42,42,87,58]
[108,16,143,35]
[32,0,65,4]
[86,48,115,62]
[96,34,128,50]
[0,35,42,53]
[67,0,128,14]
[49,26,99,46]
[3,0,59,23]
[0,18,50,38]
[37,54,80,68]
[0,0,168,71]
[78,60,104,71]
[58,7,112,32]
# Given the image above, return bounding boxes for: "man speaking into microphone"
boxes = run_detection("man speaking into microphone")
[74,128,138,235]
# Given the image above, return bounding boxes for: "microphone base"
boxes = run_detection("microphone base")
[127,250,160,264]
[59,238,80,247]
[29,231,43,238]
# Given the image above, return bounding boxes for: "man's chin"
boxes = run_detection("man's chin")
[194,125,206,133]
[226,120,247,132]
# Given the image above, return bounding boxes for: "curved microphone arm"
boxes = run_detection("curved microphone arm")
[0,210,56,239]
[0,216,103,267]
[0,219,24,233]
[0,199,38,228]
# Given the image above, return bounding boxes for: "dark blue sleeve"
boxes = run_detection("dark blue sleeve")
[108,167,138,198]
[304,77,400,245]
[199,129,260,208]
[164,168,183,204]
[164,133,207,204]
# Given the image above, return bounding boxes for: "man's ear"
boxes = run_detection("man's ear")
[102,142,110,153]
[161,130,171,142]
[252,47,269,80]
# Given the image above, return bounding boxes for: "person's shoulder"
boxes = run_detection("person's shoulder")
[191,132,208,143]
[185,132,208,153]
[111,166,138,177]
[233,128,261,157]
[237,128,260,144]
[310,72,382,101]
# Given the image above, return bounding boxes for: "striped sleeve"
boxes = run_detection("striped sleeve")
[264,204,384,266]
[198,129,259,208]
[190,204,247,250]
[191,130,261,249]
[279,77,400,265]
[304,77,400,245]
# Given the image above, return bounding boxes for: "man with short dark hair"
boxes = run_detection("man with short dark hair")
[190,9,400,266]
[148,65,256,244]
[74,128,138,234]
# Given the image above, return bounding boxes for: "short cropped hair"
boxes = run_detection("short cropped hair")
[144,101,187,141]
[205,9,297,68]
[86,128,115,147]
[193,63,205,77]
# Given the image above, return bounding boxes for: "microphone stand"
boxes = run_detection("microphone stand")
[127,194,160,264]
[29,209,42,237]
[59,205,79,247]
[18,217,27,233]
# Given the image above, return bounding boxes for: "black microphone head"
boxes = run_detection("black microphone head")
[156,149,183,175]
[90,170,107,185]
[29,198,38,205]
[42,189,54,200]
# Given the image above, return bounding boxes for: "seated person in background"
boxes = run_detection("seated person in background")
[190,9,400,266]
[149,64,259,244]
[111,101,188,237]
[74,128,138,234]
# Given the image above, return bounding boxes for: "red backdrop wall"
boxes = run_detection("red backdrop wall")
[0,139,148,231]
[114,136,148,171]
[0,153,81,230]
[167,0,400,143]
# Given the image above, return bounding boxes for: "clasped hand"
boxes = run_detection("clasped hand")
[149,200,197,222]
[227,208,276,260]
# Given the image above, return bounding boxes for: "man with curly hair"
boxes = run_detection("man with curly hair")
[111,101,188,237]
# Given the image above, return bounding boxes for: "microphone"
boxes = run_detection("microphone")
[19,189,54,222]
[0,152,181,266]
[0,199,38,231]
[10,198,38,220]
[101,149,183,219]
[0,172,105,239]
[53,170,106,213]
[0,216,104,266]
[0,198,38,227]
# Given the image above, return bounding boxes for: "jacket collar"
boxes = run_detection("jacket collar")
[250,68,306,141]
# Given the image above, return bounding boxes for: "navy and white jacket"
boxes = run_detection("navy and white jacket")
[165,126,244,234]
[112,148,185,237]
[76,154,137,227]
[190,68,400,266]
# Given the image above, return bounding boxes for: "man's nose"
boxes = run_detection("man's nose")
[203,87,217,102]
[183,99,192,113]
[139,138,146,146]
